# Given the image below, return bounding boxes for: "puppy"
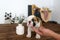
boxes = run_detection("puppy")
[26,15,41,39]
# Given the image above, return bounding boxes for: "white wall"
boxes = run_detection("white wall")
[0,0,28,23]
[51,0,60,24]
[0,0,60,24]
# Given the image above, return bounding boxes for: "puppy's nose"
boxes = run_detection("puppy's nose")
[29,21,31,24]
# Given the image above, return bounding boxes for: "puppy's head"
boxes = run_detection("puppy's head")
[27,15,41,27]
[32,17,40,26]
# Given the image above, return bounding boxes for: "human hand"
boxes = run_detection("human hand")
[38,26,60,40]
[38,26,56,37]
[29,25,60,40]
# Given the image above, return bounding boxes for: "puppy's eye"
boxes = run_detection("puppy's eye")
[32,19,34,21]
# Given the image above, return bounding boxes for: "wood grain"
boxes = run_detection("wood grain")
[0,23,60,40]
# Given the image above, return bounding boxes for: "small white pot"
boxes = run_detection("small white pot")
[16,24,24,35]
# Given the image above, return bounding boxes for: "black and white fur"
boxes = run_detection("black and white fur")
[26,15,41,39]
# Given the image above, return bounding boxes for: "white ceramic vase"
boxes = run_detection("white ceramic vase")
[16,24,24,35]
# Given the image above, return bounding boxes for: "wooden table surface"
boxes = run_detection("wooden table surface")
[0,23,60,40]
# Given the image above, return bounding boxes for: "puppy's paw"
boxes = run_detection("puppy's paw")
[26,35,31,38]
[35,34,41,39]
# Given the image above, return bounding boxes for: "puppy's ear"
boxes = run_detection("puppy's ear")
[33,21,36,26]
[36,17,40,22]
[32,19,36,26]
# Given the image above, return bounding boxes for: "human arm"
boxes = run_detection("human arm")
[31,26,60,40]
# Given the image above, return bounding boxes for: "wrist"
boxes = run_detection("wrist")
[51,32,60,40]
[55,34,60,40]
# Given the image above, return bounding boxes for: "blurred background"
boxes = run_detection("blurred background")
[0,0,60,24]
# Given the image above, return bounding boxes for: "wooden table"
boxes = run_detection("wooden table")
[0,23,60,40]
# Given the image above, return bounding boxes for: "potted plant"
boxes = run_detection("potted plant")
[16,16,25,35]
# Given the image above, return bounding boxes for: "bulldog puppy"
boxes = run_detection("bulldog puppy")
[26,15,41,39]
